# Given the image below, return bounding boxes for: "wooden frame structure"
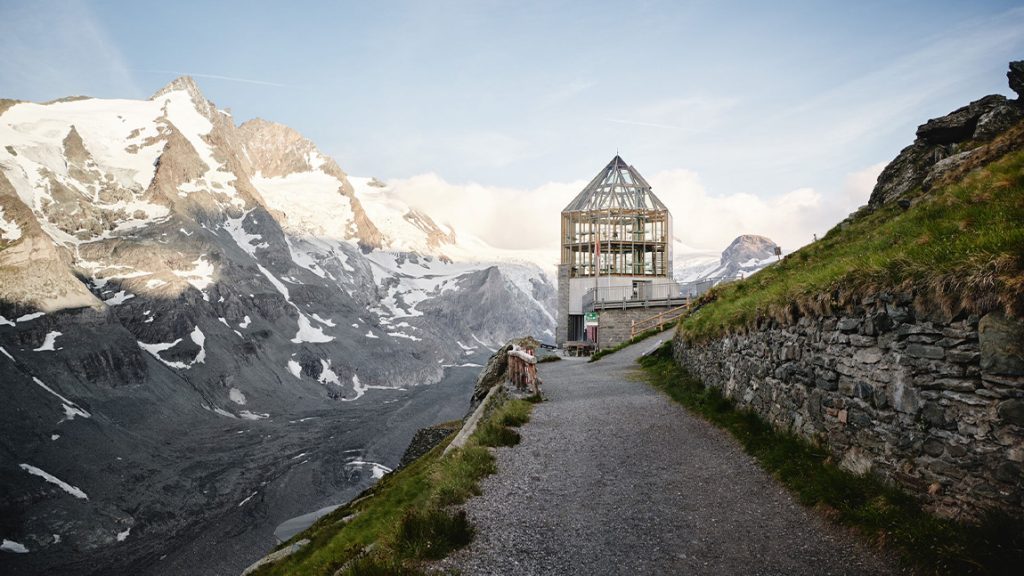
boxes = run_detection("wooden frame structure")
[560,156,672,278]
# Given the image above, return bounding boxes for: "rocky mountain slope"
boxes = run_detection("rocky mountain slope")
[674,234,779,283]
[0,77,554,575]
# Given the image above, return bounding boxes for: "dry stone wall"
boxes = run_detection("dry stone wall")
[596,307,664,349]
[673,292,1024,519]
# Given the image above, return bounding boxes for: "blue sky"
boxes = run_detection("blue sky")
[1,0,1022,252]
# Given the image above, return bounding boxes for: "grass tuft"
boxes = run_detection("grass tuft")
[474,419,521,447]
[495,399,532,427]
[638,342,1024,575]
[389,507,473,560]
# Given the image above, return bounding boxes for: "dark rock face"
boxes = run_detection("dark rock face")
[868,62,1024,207]
[674,293,1024,520]
[398,423,461,468]
[1009,60,1024,98]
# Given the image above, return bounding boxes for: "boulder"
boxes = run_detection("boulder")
[979,312,1024,377]
[1009,60,1024,98]
[915,95,1009,145]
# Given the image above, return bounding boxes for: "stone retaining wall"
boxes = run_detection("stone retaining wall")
[597,307,665,349]
[672,293,1024,519]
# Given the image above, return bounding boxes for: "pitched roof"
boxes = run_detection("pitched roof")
[562,155,668,212]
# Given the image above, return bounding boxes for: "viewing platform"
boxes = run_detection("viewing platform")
[582,275,743,312]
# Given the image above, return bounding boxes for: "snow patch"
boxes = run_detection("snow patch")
[239,411,269,420]
[344,460,393,480]
[19,463,88,499]
[32,331,62,352]
[229,388,246,405]
[16,312,44,322]
[317,359,341,386]
[1,539,28,554]
[0,207,22,241]
[222,211,267,257]
[104,290,135,306]
[311,313,335,327]
[31,377,90,421]
[173,256,215,298]
[137,326,206,369]
[287,360,302,379]
[292,314,333,344]
[116,527,131,542]
[251,170,356,238]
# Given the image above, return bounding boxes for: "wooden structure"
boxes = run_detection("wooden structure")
[507,346,540,396]
[630,301,690,338]
[563,340,596,357]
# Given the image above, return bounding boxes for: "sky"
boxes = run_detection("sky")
[1,0,1022,257]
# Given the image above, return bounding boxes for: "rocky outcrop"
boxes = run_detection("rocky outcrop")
[868,61,1024,207]
[674,295,1024,520]
[471,336,540,405]
[398,422,462,468]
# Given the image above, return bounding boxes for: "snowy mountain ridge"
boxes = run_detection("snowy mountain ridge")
[0,77,554,575]
[674,234,780,283]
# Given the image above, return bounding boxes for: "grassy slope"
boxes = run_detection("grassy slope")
[251,397,535,576]
[681,142,1024,342]
[639,344,1024,575]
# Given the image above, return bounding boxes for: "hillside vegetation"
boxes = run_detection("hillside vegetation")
[250,395,535,575]
[681,123,1024,342]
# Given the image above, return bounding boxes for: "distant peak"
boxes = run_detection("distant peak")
[150,76,206,103]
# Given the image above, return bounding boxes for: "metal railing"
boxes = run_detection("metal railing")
[582,281,681,310]
[677,274,747,298]
[582,274,747,311]
[631,303,691,338]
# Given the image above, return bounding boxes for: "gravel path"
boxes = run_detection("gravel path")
[443,333,898,575]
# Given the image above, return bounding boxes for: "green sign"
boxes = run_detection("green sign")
[584,312,599,326]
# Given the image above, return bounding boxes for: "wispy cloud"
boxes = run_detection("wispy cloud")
[137,70,290,88]
[605,118,681,130]
[0,0,139,99]
[539,79,597,107]
[605,96,739,134]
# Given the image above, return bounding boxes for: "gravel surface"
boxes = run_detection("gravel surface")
[442,334,898,575]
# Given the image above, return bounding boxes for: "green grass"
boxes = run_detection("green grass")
[495,398,532,426]
[251,394,533,575]
[537,355,562,363]
[680,144,1024,342]
[638,342,1024,575]
[589,326,671,362]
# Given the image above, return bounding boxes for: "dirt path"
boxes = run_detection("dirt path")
[443,333,897,575]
